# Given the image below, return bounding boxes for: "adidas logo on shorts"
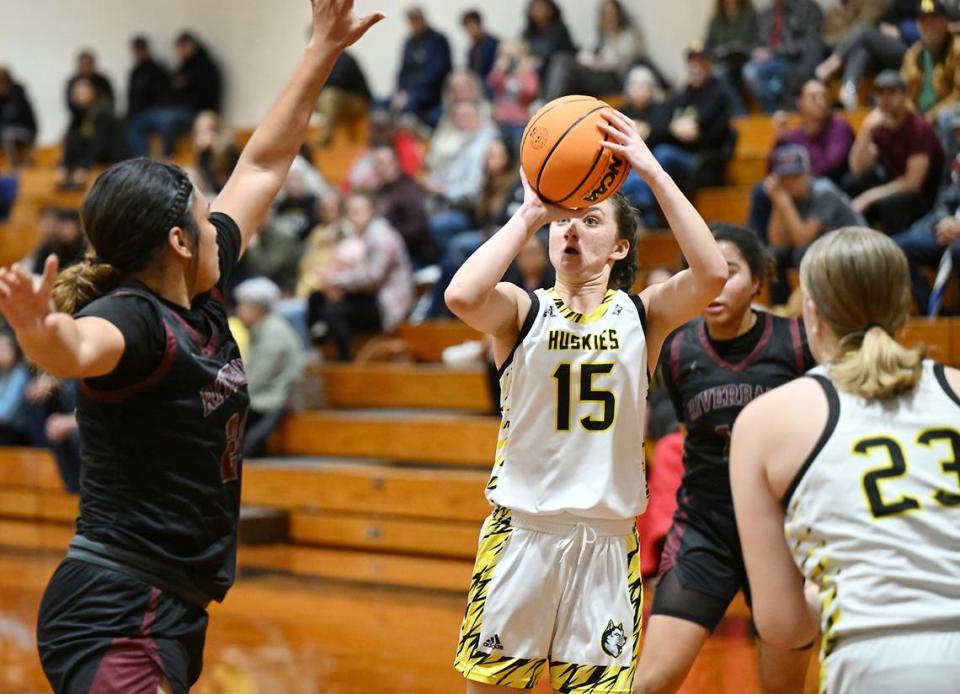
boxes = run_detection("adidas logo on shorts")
[482,634,503,651]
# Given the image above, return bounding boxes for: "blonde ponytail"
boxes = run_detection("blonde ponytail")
[799,227,924,401]
[829,325,924,400]
[52,259,122,315]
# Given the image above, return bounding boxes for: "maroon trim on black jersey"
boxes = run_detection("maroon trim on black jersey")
[788,318,805,373]
[209,286,226,306]
[669,328,684,386]
[80,320,177,402]
[697,313,773,373]
[168,309,218,357]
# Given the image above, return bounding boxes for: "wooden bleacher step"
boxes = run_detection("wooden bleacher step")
[270,411,499,465]
[694,187,752,225]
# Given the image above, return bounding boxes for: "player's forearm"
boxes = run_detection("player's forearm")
[446,205,542,309]
[648,170,727,289]
[16,316,84,379]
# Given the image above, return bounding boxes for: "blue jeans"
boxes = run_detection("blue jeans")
[892,212,960,312]
[748,182,773,242]
[127,106,197,157]
[428,209,473,258]
[713,62,748,117]
[620,144,697,227]
[425,230,486,319]
[742,56,790,113]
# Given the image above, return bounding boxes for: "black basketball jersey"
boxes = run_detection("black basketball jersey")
[73,281,249,604]
[662,311,814,508]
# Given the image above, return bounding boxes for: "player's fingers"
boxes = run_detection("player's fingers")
[600,140,628,155]
[0,279,12,299]
[39,255,59,297]
[597,121,628,142]
[601,109,632,132]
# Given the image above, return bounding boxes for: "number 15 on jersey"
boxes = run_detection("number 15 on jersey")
[552,363,617,432]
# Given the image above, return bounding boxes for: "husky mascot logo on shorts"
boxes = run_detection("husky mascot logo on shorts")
[601,620,627,658]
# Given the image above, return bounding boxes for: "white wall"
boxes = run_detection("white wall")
[2,0,832,144]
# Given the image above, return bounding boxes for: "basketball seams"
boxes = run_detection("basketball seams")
[534,105,609,203]
[520,95,598,158]
[556,129,610,205]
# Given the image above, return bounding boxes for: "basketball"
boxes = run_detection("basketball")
[520,95,631,209]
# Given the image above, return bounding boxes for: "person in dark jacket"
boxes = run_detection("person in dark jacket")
[126,36,170,120]
[58,78,126,190]
[461,9,499,83]
[522,0,577,83]
[0,68,37,167]
[127,31,223,157]
[64,50,115,121]
[390,7,452,128]
[372,145,436,267]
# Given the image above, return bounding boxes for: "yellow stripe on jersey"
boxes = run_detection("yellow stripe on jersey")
[454,508,546,688]
[548,530,643,694]
[547,287,618,325]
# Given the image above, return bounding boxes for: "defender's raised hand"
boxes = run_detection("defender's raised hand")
[310,0,385,50]
[0,255,59,338]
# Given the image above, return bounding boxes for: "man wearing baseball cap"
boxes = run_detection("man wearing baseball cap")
[901,0,960,120]
[764,144,865,303]
[843,68,944,235]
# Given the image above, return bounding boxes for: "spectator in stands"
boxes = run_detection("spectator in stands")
[308,192,413,360]
[27,209,86,274]
[844,70,944,235]
[424,138,522,319]
[0,332,29,445]
[274,167,320,242]
[704,0,759,116]
[57,78,126,190]
[344,109,423,193]
[461,10,499,84]
[892,109,960,312]
[487,40,541,153]
[0,67,37,168]
[126,36,170,122]
[816,0,922,111]
[902,0,960,132]
[425,100,498,253]
[391,7,452,128]
[233,278,303,458]
[622,44,734,226]
[314,50,371,146]
[297,191,344,302]
[64,50,115,120]
[190,110,239,197]
[742,0,825,113]
[522,0,577,82]
[244,209,304,295]
[619,66,669,144]
[764,144,866,303]
[542,0,664,101]
[372,145,436,268]
[127,31,223,157]
[23,376,80,493]
[748,79,856,237]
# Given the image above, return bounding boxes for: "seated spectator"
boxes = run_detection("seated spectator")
[823,1,888,54]
[191,110,239,197]
[128,31,223,157]
[543,0,663,102]
[314,50,371,146]
[274,168,320,242]
[344,109,424,193]
[64,50,115,120]
[390,7,452,128]
[23,375,80,493]
[487,40,541,152]
[297,192,345,302]
[126,36,170,123]
[427,71,494,163]
[58,78,126,190]
[424,138,522,319]
[764,145,866,303]
[742,0,825,113]
[748,79,856,237]
[902,0,960,139]
[24,208,86,273]
[704,0,759,116]
[0,332,29,445]
[892,109,960,312]
[503,232,554,291]
[424,100,498,252]
[620,66,669,144]
[372,145,436,268]
[244,208,303,295]
[461,10,499,84]
[233,278,304,458]
[522,0,577,83]
[844,70,944,235]
[816,0,922,110]
[622,44,734,226]
[308,192,413,360]
[0,67,37,168]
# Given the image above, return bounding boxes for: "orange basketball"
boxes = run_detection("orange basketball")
[520,95,631,209]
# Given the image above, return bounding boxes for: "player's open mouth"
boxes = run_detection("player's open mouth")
[563,247,580,255]
[707,302,724,310]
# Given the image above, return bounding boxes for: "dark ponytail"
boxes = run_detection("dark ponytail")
[53,158,199,314]
[608,192,641,291]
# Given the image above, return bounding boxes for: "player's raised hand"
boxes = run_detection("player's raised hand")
[310,0,385,50]
[518,168,585,228]
[0,255,59,338]
[598,109,664,183]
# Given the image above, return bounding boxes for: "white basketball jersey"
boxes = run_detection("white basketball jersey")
[487,287,649,520]
[784,361,960,655]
